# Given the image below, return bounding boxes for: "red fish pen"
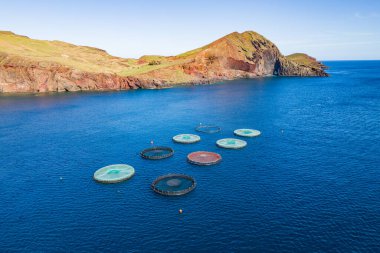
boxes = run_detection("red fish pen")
[187,151,222,166]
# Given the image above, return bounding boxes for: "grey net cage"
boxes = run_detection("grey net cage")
[195,125,221,134]
[151,174,196,196]
[140,146,174,160]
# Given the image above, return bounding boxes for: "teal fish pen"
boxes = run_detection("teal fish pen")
[216,138,247,149]
[173,134,201,144]
[234,129,261,137]
[93,164,135,183]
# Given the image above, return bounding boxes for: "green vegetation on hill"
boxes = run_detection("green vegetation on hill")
[177,45,210,58]
[0,31,193,78]
[0,31,134,73]
[286,53,324,69]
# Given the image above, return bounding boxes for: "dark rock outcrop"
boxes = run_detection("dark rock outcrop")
[276,57,328,76]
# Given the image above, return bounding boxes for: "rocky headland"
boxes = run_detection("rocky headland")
[0,31,327,93]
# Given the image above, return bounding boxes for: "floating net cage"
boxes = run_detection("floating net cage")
[187,151,222,166]
[216,138,247,149]
[195,125,221,134]
[140,146,174,160]
[93,164,135,183]
[173,134,201,144]
[151,174,196,196]
[234,129,261,137]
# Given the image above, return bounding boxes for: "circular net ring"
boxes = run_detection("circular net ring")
[195,125,221,134]
[151,174,196,196]
[140,146,174,160]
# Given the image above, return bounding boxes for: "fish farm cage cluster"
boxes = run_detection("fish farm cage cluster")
[93,126,261,196]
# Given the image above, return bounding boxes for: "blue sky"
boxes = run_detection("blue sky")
[1,0,379,60]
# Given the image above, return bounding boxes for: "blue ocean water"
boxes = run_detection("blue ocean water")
[0,61,379,252]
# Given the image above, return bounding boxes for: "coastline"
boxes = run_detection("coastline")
[0,73,329,96]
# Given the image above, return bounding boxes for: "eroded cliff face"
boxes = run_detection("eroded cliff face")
[0,60,146,93]
[0,31,327,93]
[0,52,168,92]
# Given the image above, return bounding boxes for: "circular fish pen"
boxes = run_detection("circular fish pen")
[151,174,196,196]
[216,138,247,149]
[187,151,222,165]
[173,134,201,144]
[140,146,174,160]
[93,164,135,183]
[234,129,261,137]
[195,125,221,134]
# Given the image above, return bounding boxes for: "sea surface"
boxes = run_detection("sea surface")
[0,61,379,252]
